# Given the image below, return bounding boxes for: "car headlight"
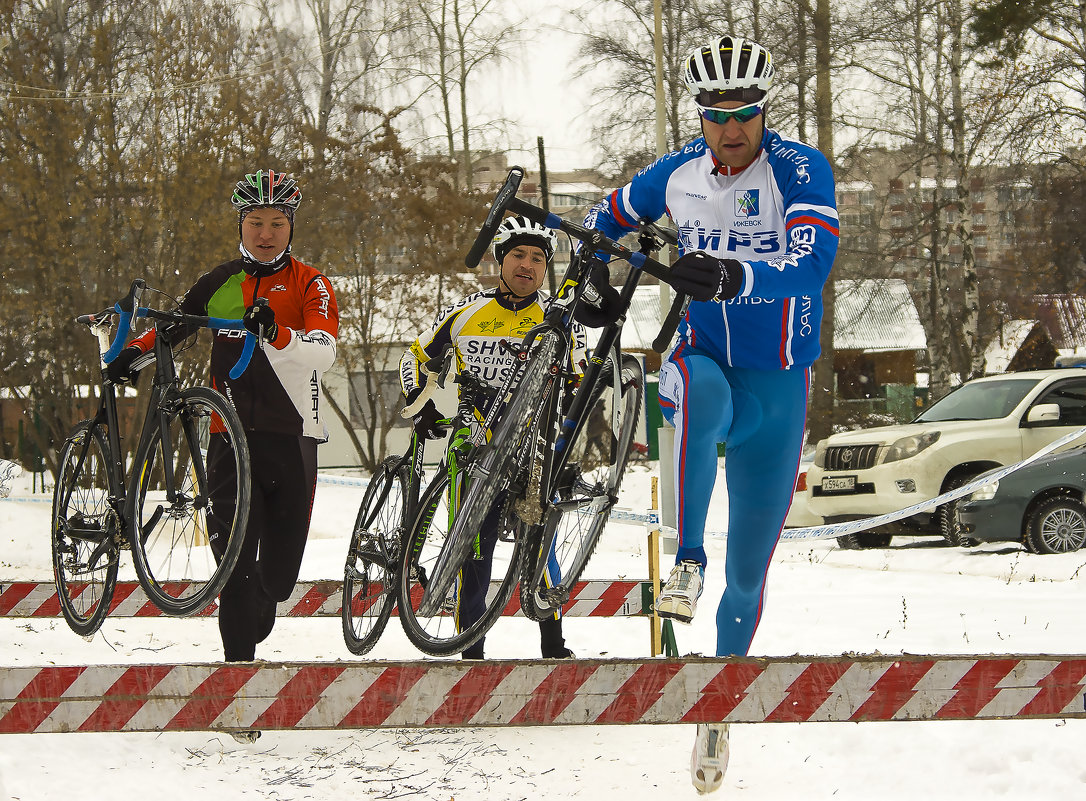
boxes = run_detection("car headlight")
[881,431,941,464]
[969,481,999,501]
[813,440,827,468]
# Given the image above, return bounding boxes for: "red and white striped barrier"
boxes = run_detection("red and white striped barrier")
[2,654,1083,734]
[0,579,650,619]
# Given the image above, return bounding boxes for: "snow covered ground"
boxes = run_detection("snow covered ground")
[1,460,1084,800]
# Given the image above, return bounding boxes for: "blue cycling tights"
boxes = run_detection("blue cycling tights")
[659,347,810,656]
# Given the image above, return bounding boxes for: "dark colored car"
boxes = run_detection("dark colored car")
[957,446,1086,554]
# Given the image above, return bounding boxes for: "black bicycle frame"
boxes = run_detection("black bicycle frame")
[501,243,652,518]
[62,317,209,545]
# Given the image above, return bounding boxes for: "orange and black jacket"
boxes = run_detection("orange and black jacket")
[129,256,339,441]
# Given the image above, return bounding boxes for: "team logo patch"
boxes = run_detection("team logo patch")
[735,189,759,218]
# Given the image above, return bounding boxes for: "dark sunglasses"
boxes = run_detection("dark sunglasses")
[696,102,764,125]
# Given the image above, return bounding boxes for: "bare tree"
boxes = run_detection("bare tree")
[844,0,1049,396]
[253,0,411,165]
[572,0,713,171]
[400,0,519,187]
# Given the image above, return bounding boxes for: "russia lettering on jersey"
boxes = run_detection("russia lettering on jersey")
[586,130,839,370]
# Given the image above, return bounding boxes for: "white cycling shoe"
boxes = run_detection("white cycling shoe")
[691,722,730,794]
[656,560,704,624]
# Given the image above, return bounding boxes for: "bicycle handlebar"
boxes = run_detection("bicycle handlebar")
[505,196,674,283]
[100,279,145,364]
[90,279,257,378]
[464,168,692,352]
[464,167,525,269]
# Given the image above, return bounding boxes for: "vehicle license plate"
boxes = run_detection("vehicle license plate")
[821,475,857,493]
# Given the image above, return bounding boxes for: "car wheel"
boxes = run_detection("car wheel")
[939,474,980,547]
[836,531,893,549]
[1024,496,1086,554]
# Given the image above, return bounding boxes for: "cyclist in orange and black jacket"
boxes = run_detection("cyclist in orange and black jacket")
[107,170,339,663]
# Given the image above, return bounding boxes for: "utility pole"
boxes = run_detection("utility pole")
[653,0,676,550]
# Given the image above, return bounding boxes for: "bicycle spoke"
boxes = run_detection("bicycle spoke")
[130,388,250,616]
[51,422,119,636]
[342,461,404,655]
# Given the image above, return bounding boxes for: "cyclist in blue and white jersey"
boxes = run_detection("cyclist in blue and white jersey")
[584,35,838,793]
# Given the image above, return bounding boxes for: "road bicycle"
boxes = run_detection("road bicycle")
[51,279,256,635]
[342,351,503,655]
[399,167,682,652]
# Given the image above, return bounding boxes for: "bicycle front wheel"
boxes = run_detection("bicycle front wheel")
[342,457,406,655]
[419,331,559,615]
[51,421,121,636]
[397,473,524,656]
[521,352,644,620]
[129,386,250,616]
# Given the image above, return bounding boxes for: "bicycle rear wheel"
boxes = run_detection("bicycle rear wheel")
[51,421,121,636]
[521,352,644,620]
[397,472,524,656]
[418,331,558,616]
[129,386,250,616]
[342,457,406,655]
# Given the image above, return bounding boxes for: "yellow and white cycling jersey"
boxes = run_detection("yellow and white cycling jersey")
[400,287,588,403]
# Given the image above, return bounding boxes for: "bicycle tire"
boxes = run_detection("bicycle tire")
[417,331,559,617]
[342,457,406,655]
[397,472,525,656]
[520,352,644,621]
[129,386,250,616]
[51,421,121,636]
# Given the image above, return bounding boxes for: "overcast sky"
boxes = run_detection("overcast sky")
[467,1,606,173]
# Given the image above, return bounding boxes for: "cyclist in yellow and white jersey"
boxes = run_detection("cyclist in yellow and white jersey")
[399,215,588,659]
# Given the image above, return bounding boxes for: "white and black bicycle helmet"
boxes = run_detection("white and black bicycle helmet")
[492,215,558,265]
[683,36,776,107]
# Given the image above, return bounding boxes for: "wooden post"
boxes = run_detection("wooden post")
[648,476,662,656]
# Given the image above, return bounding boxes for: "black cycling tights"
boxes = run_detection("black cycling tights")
[208,432,317,662]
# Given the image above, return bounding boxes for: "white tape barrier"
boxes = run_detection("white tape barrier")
[315,474,370,489]
[779,424,1086,542]
[13,426,1086,543]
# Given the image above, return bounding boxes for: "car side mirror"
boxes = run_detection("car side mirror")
[1026,403,1060,425]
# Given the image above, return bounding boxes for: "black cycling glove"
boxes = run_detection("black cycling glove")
[243,302,278,343]
[574,264,622,328]
[105,345,142,384]
[668,251,743,302]
[405,388,450,441]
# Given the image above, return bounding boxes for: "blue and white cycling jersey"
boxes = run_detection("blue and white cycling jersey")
[585,128,839,370]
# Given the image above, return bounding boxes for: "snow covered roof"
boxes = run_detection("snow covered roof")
[833,279,926,352]
[982,319,1041,374]
[621,285,674,351]
[330,272,484,347]
[334,275,931,356]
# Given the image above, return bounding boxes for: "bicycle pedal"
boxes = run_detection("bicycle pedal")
[540,587,571,607]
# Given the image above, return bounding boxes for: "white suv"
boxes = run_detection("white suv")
[805,368,1086,547]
